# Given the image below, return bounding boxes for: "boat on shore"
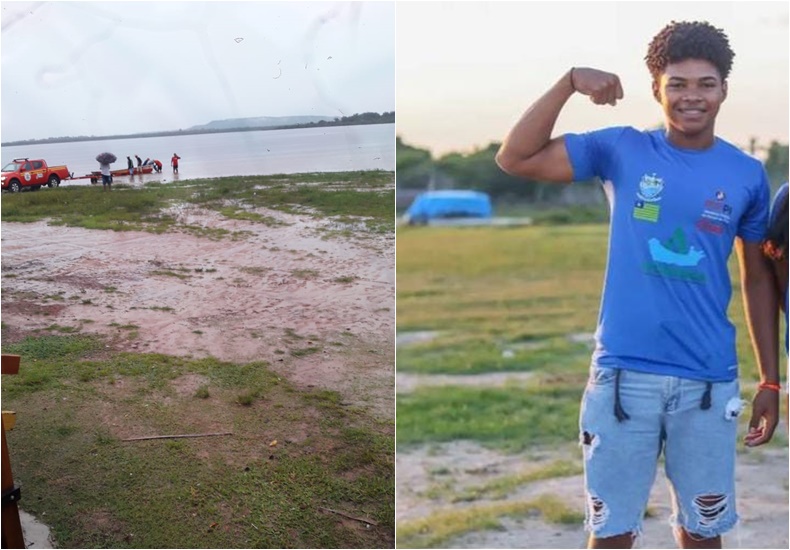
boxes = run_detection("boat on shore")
[106,165,155,177]
[88,162,162,183]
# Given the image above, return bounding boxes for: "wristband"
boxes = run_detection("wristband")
[758,382,781,392]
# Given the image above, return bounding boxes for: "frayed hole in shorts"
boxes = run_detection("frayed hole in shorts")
[692,494,728,530]
[580,431,600,460]
[586,493,610,530]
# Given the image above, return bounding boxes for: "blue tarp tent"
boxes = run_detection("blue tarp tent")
[405,190,492,225]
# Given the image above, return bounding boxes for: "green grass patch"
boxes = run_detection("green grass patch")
[396,494,582,548]
[218,207,290,226]
[2,334,394,548]
[1,334,103,395]
[151,269,191,280]
[1,172,394,238]
[283,328,304,340]
[397,334,590,375]
[44,324,80,334]
[397,225,606,336]
[397,381,582,452]
[453,460,583,502]
[290,347,321,358]
[148,306,175,312]
[109,323,140,330]
[291,269,320,279]
[237,266,270,276]
[236,389,259,406]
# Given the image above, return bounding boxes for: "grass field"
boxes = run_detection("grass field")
[2,171,395,548]
[2,334,394,548]
[396,223,786,546]
[1,171,394,236]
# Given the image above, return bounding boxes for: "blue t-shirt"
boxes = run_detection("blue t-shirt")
[770,182,788,354]
[565,127,770,382]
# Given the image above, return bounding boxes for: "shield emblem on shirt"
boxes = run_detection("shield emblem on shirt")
[638,173,664,202]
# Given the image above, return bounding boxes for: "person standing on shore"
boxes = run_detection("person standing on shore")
[171,153,180,174]
[496,20,778,549]
[135,155,143,170]
[99,160,112,191]
[127,155,134,176]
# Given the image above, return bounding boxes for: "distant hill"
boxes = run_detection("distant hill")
[188,116,334,131]
[1,111,395,146]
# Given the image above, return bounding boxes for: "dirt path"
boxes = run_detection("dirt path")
[397,392,788,549]
[1,204,394,419]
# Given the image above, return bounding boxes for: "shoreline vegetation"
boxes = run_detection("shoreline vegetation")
[1,111,395,147]
[1,171,395,235]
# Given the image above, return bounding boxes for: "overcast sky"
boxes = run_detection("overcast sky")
[397,1,789,157]
[1,1,395,142]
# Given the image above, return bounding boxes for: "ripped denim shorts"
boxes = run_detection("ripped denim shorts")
[579,366,741,539]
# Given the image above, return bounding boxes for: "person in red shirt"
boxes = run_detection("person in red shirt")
[171,153,181,174]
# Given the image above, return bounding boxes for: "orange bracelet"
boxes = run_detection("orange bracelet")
[758,382,782,392]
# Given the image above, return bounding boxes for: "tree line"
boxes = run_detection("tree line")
[397,136,790,203]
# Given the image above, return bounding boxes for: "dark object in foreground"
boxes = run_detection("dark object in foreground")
[2,354,25,550]
[318,506,379,526]
[121,431,233,442]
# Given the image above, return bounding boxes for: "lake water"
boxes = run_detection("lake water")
[1,123,394,187]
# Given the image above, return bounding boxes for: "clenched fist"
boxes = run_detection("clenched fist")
[570,67,625,106]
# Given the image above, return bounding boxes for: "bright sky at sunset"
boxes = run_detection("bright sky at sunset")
[397,1,788,157]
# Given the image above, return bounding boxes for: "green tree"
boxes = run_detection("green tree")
[434,143,564,202]
[764,140,789,188]
[396,137,434,189]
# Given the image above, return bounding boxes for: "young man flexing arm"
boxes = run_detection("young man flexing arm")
[496,67,623,183]
[496,21,778,550]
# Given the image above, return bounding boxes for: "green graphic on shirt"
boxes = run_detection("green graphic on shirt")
[662,228,689,254]
[644,227,706,284]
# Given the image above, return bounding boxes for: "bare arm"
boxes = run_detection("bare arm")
[736,239,780,447]
[495,67,624,183]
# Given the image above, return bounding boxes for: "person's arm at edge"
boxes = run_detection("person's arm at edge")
[737,238,780,447]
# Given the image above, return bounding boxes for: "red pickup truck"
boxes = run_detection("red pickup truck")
[1,158,72,192]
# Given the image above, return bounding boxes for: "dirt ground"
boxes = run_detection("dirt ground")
[1,204,394,419]
[396,374,789,549]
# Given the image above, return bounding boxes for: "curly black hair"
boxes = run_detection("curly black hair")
[645,21,735,81]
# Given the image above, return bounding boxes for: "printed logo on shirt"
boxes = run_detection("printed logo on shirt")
[695,191,733,235]
[637,173,664,202]
[642,227,706,283]
[633,200,660,222]
[633,173,664,222]
[696,218,725,235]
